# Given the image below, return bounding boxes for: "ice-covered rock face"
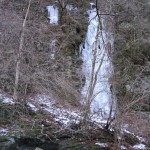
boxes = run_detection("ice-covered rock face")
[50,39,57,60]
[81,8,113,116]
[47,5,59,25]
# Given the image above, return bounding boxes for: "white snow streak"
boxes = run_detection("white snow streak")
[27,94,108,127]
[50,39,57,60]
[27,102,38,112]
[121,145,127,150]
[133,144,146,150]
[95,142,108,148]
[29,95,81,126]
[122,124,146,143]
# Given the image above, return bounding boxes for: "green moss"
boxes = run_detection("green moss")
[27,130,40,137]
[75,35,83,46]
[0,136,9,142]
[90,145,103,150]
[58,138,106,150]
[59,139,84,150]
[76,59,83,66]
[65,47,76,56]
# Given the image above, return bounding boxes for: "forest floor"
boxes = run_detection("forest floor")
[0,93,150,149]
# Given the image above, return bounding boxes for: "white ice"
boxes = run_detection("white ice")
[27,102,38,112]
[81,8,113,115]
[66,4,77,11]
[95,142,108,148]
[121,145,127,150]
[0,128,8,136]
[66,4,73,11]
[133,144,146,150]
[50,39,57,60]
[0,93,14,105]
[47,5,59,25]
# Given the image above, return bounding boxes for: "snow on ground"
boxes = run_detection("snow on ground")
[28,94,108,127]
[0,92,107,127]
[122,124,146,143]
[0,128,8,136]
[29,94,81,126]
[91,113,108,128]
[66,4,74,11]
[133,144,146,150]
[121,124,146,150]
[95,142,108,148]
[0,94,148,149]
[66,4,77,11]
[0,93,14,105]
[0,93,148,149]
[27,102,38,112]
[121,145,127,150]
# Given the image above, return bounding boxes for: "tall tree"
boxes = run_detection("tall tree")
[13,0,32,101]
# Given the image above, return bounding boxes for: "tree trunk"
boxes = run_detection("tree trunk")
[82,22,105,128]
[13,0,32,101]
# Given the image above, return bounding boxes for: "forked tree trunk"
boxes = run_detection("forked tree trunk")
[82,22,106,128]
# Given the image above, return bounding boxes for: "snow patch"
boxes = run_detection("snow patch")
[66,4,73,11]
[50,39,57,60]
[66,4,77,11]
[0,93,14,105]
[133,144,146,150]
[95,142,108,148]
[122,125,146,143]
[121,145,127,150]
[91,113,108,125]
[27,94,109,127]
[0,128,8,136]
[27,102,38,112]
[29,95,81,126]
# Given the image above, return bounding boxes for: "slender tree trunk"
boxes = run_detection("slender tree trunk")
[82,22,106,128]
[13,0,32,101]
[58,0,68,24]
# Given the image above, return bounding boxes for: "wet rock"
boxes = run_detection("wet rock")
[0,136,58,150]
[0,136,15,150]
[58,138,97,150]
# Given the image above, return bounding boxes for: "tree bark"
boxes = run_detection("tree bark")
[13,0,32,101]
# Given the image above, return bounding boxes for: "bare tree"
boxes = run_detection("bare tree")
[57,0,68,24]
[109,0,150,148]
[13,0,32,101]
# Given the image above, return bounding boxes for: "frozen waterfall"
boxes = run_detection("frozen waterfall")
[47,5,59,25]
[81,7,113,116]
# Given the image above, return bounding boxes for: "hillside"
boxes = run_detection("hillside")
[0,0,150,149]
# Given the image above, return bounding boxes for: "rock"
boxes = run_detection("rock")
[35,148,43,150]
[0,136,15,150]
[125,84,132,92]
[0,136,58,150]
